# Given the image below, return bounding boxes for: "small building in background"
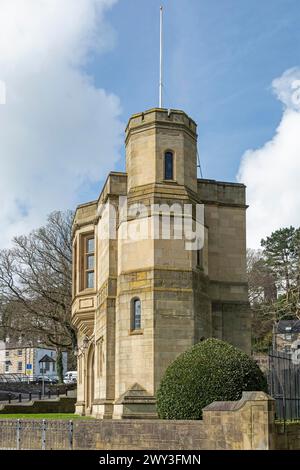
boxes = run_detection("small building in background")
[0,339,67,379]
[273,320,300,353]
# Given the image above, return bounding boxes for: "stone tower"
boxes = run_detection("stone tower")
[72,108,250,419]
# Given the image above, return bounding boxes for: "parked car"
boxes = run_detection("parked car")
[36,375,52,384]
[63,371,77,384]
[49,375,59,384]
[19,374,30,382]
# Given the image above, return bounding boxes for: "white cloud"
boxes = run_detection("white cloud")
[0,0,122,248]
[272,68,300,111]
[237,67,300,248]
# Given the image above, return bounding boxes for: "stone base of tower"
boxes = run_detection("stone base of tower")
[112,383,157,419]
[75,402,86,416]
[91,400,115,419]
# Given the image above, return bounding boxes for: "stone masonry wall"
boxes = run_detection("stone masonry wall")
[275,423,300,450]
[0,397,76,414]
[0,392,300,449]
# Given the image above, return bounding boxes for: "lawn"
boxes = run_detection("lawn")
[0,413,92,420]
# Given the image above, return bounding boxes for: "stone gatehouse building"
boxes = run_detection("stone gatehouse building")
[72,108,250,418]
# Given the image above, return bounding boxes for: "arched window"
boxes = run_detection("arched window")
[131,298,141,330]
[164,151,174,180]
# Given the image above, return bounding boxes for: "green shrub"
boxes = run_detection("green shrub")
[156,338,268,419]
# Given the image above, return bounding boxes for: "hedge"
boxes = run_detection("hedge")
[156,338,268,419]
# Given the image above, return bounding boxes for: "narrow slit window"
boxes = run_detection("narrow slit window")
[164,151,174,180]
[132,298,141,330]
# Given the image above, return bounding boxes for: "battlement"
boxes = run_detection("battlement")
[197,178,246,206]
[125,108,197,142]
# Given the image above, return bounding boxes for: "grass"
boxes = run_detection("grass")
[0,413,92,420]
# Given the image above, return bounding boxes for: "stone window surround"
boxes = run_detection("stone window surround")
[80,232,95,291]
[163,149,176,182]
[130,297,143,334]
[72,239,77,297]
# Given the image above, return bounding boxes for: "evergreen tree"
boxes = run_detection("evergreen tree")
[261,226,300,295]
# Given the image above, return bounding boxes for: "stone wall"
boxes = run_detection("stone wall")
[72,391,284,450]
[74,390,274,449]
[202,391,275,450]
[198,178,250,355]
[0,397,76,414]
[275,423,300,450]
[73,419,209,450]
[1,392,300,450]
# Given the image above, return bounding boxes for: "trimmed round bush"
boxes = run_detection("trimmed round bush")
[156,338,268,419]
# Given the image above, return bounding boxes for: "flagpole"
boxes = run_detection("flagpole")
[159,6,163,108]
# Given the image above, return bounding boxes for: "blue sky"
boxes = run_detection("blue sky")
[90,0,300,181]
[1,0,300,248]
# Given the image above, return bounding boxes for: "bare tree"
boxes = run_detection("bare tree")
[247,248,277,305]
[0,211,75,380]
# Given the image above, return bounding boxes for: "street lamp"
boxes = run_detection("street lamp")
[73,335,90,357]
[39,354,55,398]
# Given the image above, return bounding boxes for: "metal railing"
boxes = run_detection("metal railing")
[0,373,61,384]
[268,348,300,421]
[0,388,70,404]
[0,419,73,450]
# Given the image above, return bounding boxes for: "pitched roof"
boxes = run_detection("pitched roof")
[276,320,300,334]
[38,354,55,363]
